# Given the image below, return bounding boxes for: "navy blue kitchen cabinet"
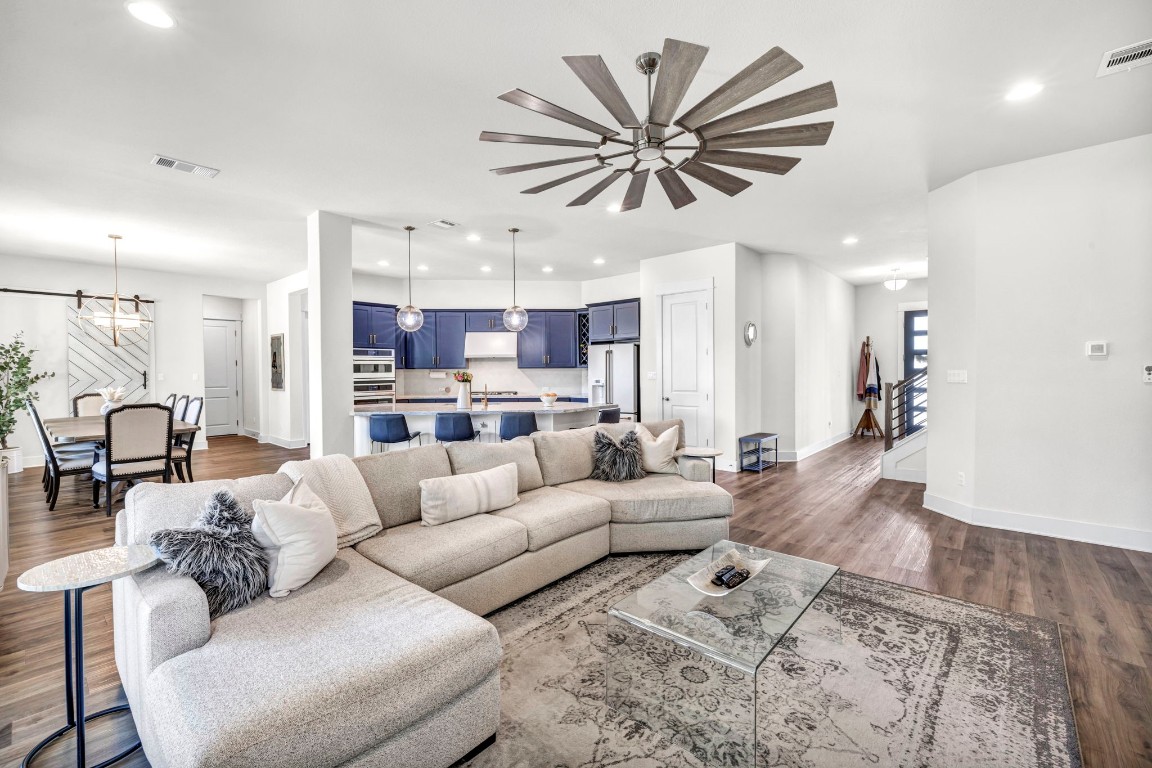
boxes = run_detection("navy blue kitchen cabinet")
[353,303,372,348]
[403,313,437,368]
[435,311,467,368]
[353,302,398,353]
[466,311,504,331]
[587,299,640,342]
[518,311,577,368]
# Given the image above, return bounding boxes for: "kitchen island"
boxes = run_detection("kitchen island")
[350,402,615,456]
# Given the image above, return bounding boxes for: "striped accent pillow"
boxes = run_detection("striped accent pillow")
[419,462,519,526]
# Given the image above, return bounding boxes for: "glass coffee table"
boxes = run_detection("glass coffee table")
[606,540,841,766]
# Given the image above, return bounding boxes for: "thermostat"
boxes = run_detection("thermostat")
[1086,341,1108,357]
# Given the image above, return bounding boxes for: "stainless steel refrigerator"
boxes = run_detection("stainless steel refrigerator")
[588,342,640,421]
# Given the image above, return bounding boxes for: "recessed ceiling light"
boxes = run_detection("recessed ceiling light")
[606,202,621,214]
[1005,81,1043,101]
[542,266,554,273]
[842,236,859,245]
[125,2,176,28]
[377,260,389,267]
[480,265,492,272]
[466,233,481,242]
[417,265,428,272]
[593,257,605,265]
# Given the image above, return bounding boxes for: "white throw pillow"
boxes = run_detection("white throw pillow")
[634,423,680,474]
[420,462,519,526]
[252,479,338,598]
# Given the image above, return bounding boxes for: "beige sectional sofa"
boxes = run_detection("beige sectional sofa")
[113,419,732,768]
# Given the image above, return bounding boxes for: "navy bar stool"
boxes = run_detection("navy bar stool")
[369,414,422,452]
[499,412,538,441]
[597,407,621,424]
[435,412,480,443]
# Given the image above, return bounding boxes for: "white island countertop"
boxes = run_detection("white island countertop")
[352,402,612,416]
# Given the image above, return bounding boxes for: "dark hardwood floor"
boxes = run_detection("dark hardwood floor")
[1,435,1148,766]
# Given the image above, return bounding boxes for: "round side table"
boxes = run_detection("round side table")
[682,446,724,482]
[18,545,159,768]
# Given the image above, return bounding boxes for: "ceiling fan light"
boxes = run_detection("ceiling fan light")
[503,306,529,332]
[397,305,424,332]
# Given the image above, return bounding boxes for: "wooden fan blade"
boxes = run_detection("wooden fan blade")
[697,150,801,174]
[696,82,837,139]
[706,121,834,150]
[619,169,651,212]
[521,165,607,194]
[654,167,698,209]
[497,89,620,137]
[649,39,709,127]
[678,161,753,196]
[562,55,642,129]
[675,47,803,132]
[480,131,602,149]
[567,169,628,206]
[492,154,601,175]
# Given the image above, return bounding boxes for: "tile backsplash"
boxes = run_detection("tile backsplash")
[398,359,587,397]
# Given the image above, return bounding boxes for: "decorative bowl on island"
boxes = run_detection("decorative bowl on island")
[539,393,558,407]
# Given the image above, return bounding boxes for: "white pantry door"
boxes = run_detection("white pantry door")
[660,289,714,447]
[202,319,240,436]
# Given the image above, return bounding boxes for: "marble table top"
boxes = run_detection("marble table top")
[18,545,159,592]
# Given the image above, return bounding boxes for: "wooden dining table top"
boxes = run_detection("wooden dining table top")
[42,415,201,443]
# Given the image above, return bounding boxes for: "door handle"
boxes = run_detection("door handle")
[663,396,670,401]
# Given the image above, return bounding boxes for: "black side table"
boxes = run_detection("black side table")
[18,545,159,768]
[739,433,780,473]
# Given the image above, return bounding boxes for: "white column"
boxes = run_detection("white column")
[306,211,354,457]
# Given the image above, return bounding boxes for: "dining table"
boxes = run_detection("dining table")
[42,415,201,444]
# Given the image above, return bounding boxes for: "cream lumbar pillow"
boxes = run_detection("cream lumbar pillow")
[420,462,519,526]
[252,479,338,598]
[634,423,680,474]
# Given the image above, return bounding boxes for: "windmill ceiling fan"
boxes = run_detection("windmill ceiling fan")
[480,38,837,211]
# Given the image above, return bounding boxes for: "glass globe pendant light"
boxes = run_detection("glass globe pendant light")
[396,225,424,332]
[884,268,908,291]
[503,227,528,332]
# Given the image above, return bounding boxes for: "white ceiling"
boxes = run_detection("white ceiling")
[1,1,1149,286]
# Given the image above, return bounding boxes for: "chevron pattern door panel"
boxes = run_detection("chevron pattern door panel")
[67,301,153,406]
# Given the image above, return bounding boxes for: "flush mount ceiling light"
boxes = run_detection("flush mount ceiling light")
[416,265,428,272]
[125,2,175,28]
[884,268,908,291]
[503,228,529,332]
[593,257,606,264]
[482,38,837,211]
[606,202,622,213]
[480,265,492,272]
[842,235,859,245]
[466,233,481,242]
[1005,81,1044,101]
[396,226,424,333]
[377,260,389,267]
[542,266,554,273]
[78,235,154,347]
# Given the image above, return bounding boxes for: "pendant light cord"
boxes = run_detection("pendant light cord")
[511,229,517,306]
[404,225,415,306]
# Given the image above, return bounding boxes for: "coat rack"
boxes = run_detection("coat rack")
[854,336,884,439]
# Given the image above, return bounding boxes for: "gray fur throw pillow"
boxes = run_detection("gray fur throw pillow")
[150,489,269,620]
[590,429,646,482]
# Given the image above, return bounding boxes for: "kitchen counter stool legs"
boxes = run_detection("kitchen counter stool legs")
[22,586,141,768]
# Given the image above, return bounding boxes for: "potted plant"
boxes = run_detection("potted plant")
[0,333,54,474]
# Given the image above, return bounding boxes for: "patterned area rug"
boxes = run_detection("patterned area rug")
[464,553,1080,768]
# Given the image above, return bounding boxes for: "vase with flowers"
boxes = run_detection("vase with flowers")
[97,385,127,415]
[453,371,473,411]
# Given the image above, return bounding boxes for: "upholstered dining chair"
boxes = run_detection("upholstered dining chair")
[369,414,422,452]
[171,396,203,482]
[434,412,480,443]
[163,393,177,409]
[72,392,104,417]
[91,404,173,517]
[499,412,538,441]
[597,407,621,424]
[28,403,95,511]
[171,395,190,422]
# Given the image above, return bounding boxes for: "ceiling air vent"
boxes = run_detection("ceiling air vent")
[427,219,458,229]
[151,154,220,178]
[1096,38,1152,77]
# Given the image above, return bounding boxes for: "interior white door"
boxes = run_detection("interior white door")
[203,319,240,436]
[661,290,714,447]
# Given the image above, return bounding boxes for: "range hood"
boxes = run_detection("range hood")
[464,332,518,359]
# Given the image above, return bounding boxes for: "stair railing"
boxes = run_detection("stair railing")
[884,367,928,451]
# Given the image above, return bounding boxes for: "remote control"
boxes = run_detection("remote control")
[720,568,750,589]
[711,564,736,586]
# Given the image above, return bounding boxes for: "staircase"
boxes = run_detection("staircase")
[881,368,927,483]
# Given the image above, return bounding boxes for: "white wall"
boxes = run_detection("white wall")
[852,278,928,424]
[262,271,308,447]
[353,273,583,309]
[926,134,1152,551]
[0,254,265,464]
[240,298,264,436]
[582,273,640,305]
[201,295,243,321]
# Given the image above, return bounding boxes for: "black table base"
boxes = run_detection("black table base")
[22,586,142,768]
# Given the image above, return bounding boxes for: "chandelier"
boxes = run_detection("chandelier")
[78,235,154,347]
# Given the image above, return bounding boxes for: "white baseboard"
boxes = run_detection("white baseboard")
[923,493,1152,553]
[259,434,308,449]
[778,431,851,463]
[243,428,261,439]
